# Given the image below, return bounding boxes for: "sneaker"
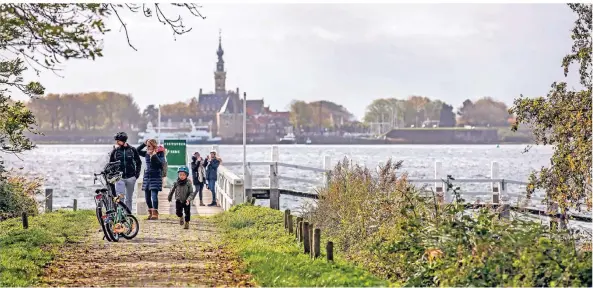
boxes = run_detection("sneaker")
[179,217,184,226]
[184,222,189,229]
[207,202,217,207]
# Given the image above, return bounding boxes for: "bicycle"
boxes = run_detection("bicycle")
[94,161,140,242]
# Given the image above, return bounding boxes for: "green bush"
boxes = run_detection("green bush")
[0,173,42,221]
[212,204,388,287]
[307,158,592,287]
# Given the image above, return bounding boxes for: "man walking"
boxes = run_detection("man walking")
[110,132,142,210]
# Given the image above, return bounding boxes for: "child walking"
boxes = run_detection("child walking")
[168,166,196,229]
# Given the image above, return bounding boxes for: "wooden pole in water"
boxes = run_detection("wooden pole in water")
[288,214,294,234]
[22,212,28,229]
[303,222,310,253]
[73,199,78,211]
[45,188,53,212]
[313,228,321,258]
[326,241,334,262]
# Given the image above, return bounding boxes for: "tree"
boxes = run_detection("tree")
[0,3,205,154]
[509,3,592,215]
[289,100,314,128]
[457,97,510,127]
[363,98,403,126]
[438,103,456,127]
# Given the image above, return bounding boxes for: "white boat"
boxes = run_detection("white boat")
[137,120,222,144]
[278,133,296,144]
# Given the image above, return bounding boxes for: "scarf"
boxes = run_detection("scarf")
[197,160,206,182]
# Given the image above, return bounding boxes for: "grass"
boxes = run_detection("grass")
[211,204,388,287]
[0,210,95,287]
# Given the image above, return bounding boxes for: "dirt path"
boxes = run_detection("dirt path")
[42,216,252,287]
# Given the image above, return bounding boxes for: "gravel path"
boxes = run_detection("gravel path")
[42,216,253,287]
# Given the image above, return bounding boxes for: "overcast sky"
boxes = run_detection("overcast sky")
[22,3,578,119]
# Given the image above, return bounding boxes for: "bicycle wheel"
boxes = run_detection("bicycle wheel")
[120,214,139,240]
[95,201,112,242]
[104,217,120,242]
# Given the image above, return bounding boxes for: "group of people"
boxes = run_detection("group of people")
[108,132,221,229]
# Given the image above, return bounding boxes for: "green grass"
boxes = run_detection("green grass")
[211,205,388,287]
[0,210,95,287]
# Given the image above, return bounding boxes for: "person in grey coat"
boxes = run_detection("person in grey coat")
[204,150,221,206]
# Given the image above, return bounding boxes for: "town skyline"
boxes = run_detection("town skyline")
[14,3,579,119]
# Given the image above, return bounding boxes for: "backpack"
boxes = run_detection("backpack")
[162,159,168,178]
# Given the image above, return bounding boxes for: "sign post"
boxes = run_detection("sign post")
[164,139,187,188]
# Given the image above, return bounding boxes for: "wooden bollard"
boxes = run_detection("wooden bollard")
[284,209,289,230]
[309,224,314,257]
[298,220,303,242]
[313,228,321,258]
[326,241,334,262]
[303,222,310,253]
[288,214,294,234]
[45,188,53,212]
[296,217,303,240]
[22,212,28,229]
[73,199,78,211]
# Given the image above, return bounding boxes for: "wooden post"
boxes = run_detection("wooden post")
[297,217,303,242]
[326,241,334,262]
[309,224,314,257]
[270,146,280,210]
[284,209,290,230]
[45,188,53,212]
[245,166,253,201]
[303,222,310,253]
[288,214,294,234]
[73,199,78,211]
[434,161,444,202]
[491,161,500,204]
[22,212,28,229]
[313,228,321,258]
[323,155,332,188]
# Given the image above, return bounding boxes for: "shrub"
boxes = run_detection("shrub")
[307,158,592,287]
[0,172,42,221]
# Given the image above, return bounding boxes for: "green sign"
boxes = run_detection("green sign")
[164,139,187,166]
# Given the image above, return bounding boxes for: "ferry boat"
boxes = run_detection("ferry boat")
[278,133,297,144]
[137,120,222,144]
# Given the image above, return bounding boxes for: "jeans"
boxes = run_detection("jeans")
[144,188,159,210]
[115,177,137,210]
[207,180,216,204]
[194,182,204,202]
[175,200,191,222]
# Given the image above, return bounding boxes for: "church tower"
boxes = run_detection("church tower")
[214,30,226,94]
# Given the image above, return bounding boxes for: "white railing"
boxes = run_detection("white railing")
[214,165,244,211]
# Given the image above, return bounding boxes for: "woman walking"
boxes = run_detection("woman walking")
[137,139,164,220]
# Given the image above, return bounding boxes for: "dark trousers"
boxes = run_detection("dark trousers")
[144,188,159,210]
[207,179,217,203]
[194,182,204,201]
[175,200,191,222]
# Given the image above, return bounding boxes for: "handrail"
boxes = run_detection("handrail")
[223,161,328,173]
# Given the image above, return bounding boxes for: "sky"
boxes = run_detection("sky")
[20,3,579,120]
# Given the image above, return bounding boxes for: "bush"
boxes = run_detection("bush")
[0,172,42,221]
[307,158,592,287]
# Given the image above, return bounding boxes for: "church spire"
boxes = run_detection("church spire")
[214,29,226,94]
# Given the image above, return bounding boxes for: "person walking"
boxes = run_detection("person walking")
[109,132,142,210]
[191,152,206,206]
[137,139,164,220]
[205,150,221,207]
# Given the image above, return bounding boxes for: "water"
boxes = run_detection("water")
[3,144,552,209]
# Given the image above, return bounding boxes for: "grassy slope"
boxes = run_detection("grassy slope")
[0,210,95,287]
[211,205,388,287]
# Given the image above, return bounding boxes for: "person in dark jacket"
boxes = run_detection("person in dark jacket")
[109,132,142,210]
[205,150,221,207]
[190,152,206,206]
[168,166,196,229]
[137,139,164,220]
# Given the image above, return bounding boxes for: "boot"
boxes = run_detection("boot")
[152,209,159,220]
[146,209,154,220]
[179,217,185,226]
[199,200,205,206]
[184,222,189,229]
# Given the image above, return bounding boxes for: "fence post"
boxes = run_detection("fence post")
[491,161,500,204]
[45,188,53,212]
[326,241,334,262]
[284,209,290,230]
[313,228,321,258]
[288,214,294,234]
[434,161,444,203]
[244,166,253,202]
[22,212,28,229]
[270,146,280,210]
[73,199,78,211]
[297,217,303,242]
[309,224,314,257]
[303,221,310,253]
[323,155,332,188]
